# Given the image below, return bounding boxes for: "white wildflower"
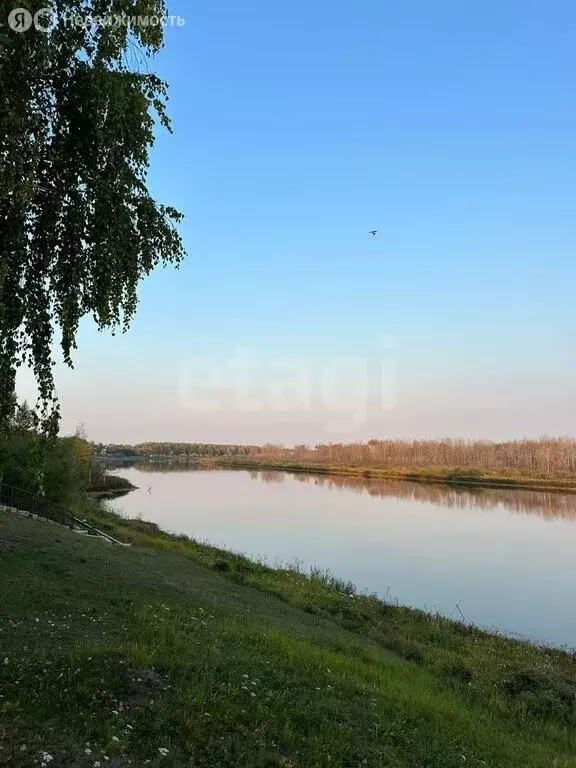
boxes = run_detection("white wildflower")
[158,747,169,756]
[85,748,92,755]
[111,736,119,742]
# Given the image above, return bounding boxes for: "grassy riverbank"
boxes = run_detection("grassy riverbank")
[1,505,575,767]
[205,456,576,493]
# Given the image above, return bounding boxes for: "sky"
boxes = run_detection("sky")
[19,0,576,444]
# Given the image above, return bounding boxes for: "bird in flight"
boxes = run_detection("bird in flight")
[369,230,377,237]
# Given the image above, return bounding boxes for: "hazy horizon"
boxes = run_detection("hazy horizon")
[18,350,576,444]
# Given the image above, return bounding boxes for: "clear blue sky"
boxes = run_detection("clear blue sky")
[21,0,576,443]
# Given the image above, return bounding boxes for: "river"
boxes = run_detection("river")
[107,465,576,649]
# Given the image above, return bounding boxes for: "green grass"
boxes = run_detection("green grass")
[206,456,576,493]
[1,506,576,767]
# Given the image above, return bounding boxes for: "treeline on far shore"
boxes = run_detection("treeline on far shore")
[93,442,261,458]
[95,437,576,478]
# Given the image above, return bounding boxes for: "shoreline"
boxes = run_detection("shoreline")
[87,484,138,499]
[204,457,576,494]
[86,497,574,651]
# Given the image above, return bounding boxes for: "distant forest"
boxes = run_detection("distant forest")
[93,442,263,458]
[288,439,576,475]
[93,438,576,475]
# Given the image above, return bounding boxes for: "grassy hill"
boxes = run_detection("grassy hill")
[1,508,575,767]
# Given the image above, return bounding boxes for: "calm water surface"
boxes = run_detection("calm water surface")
[108,466,576,648]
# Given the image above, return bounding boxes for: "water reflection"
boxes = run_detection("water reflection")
[122,461,576,521]
[242,470,576,522]
[254,470,286,484]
